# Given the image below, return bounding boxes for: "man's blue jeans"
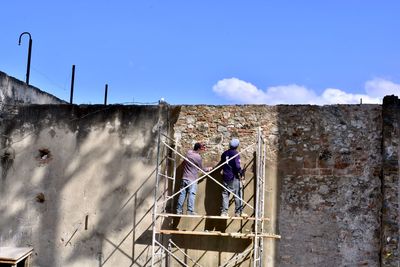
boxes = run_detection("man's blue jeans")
[176,178,197,213]
[221,178,242,214]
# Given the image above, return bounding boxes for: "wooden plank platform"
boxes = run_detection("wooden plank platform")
[158,229,281,239]
[157,213,270,221]
[0,247,33,266]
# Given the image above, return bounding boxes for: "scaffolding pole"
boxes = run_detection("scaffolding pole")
[151,125,162,267]
[161,141,256,211]
[151,127,279,267]
[253,127,267,267]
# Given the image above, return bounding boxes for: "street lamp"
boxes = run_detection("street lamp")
[18,32,32,85]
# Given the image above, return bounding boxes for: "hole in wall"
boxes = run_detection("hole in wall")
[36,148,52,165]
[319,149,332,160]
[36,192,45,203]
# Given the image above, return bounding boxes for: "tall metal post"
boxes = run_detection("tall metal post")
[18,32,32,85]
[104,84,108,105]
[254,127,261,267]
[70,65,75,104]
[260,137,267,266]
[151,124,162,267]
[170,139,177,212]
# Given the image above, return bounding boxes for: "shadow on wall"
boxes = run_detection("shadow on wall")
[204,170,225,231]
[0,104,167,267]
[74,169,157,267]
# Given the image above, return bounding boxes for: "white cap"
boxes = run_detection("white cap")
[230,138,240,148]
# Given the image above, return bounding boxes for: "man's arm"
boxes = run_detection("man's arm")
[195,154,211,173]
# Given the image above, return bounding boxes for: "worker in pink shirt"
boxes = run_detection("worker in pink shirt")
[176,142,211,215]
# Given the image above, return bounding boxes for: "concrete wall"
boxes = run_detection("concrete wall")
[0,71,65,107]
[0,104,168,267]
[0,94,398,266]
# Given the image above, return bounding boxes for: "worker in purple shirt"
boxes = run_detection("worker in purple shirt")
[219,138,248,217]
[176,142,211,215]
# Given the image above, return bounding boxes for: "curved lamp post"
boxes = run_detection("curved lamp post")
[18,32,32,85]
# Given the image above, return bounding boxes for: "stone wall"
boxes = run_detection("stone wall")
[172,104,383,266]
[275,105,382,266]
[170,105,280,266]
[381,95,400,265]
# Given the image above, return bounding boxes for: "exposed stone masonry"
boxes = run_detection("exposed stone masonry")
[275,105,382,266]
[381,96,400,265]
[172,104,384,266]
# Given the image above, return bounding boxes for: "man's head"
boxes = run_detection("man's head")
[230,138,240,149]
[194,142,206,151]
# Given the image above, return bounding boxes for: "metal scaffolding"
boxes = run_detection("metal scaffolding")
[151,127,280,267]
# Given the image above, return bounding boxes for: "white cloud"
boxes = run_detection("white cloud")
[365,78,400,98]
[263,84,318,105]
[321,88,380,104]
[212,77,399,105]
[212,78,266,104]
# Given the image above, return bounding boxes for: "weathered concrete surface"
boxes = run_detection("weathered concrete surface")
[0,104,168,267]
[0,71,65,107]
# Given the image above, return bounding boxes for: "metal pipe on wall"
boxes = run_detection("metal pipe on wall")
[104,84,108,105]
[18,32,32,85]
[70,65,75,104]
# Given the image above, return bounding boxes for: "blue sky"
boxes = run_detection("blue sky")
[1,1,400,105]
